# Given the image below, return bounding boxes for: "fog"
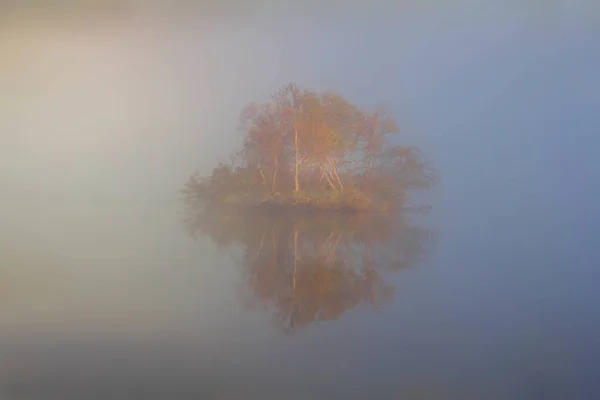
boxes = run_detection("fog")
[1,2,599,398]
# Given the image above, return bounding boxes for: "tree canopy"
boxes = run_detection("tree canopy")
[184,83,436,215]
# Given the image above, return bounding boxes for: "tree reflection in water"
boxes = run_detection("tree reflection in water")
[183,204,434,335]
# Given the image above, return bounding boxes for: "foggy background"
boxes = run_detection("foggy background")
[1,1,599,397]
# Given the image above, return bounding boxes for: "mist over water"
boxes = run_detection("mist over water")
[1,3,599,398]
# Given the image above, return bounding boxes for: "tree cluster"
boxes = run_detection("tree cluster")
[185,83,436,214]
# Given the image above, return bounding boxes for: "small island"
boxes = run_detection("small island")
[183,83,436,217]
[181,83,437,333]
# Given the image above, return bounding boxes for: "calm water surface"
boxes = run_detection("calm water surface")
[1,5,599,399]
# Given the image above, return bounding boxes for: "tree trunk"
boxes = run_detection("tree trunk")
[258,163,268,188]
[271,157,278,193]
[328,158,344,190]
[294,127,300,193]
[321,165,336,189]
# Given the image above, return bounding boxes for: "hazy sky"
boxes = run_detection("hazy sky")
[1,2,598,204]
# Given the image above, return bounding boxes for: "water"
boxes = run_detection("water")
[1,4,599,399]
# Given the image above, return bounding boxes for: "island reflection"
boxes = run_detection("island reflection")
[183,204,434,335]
